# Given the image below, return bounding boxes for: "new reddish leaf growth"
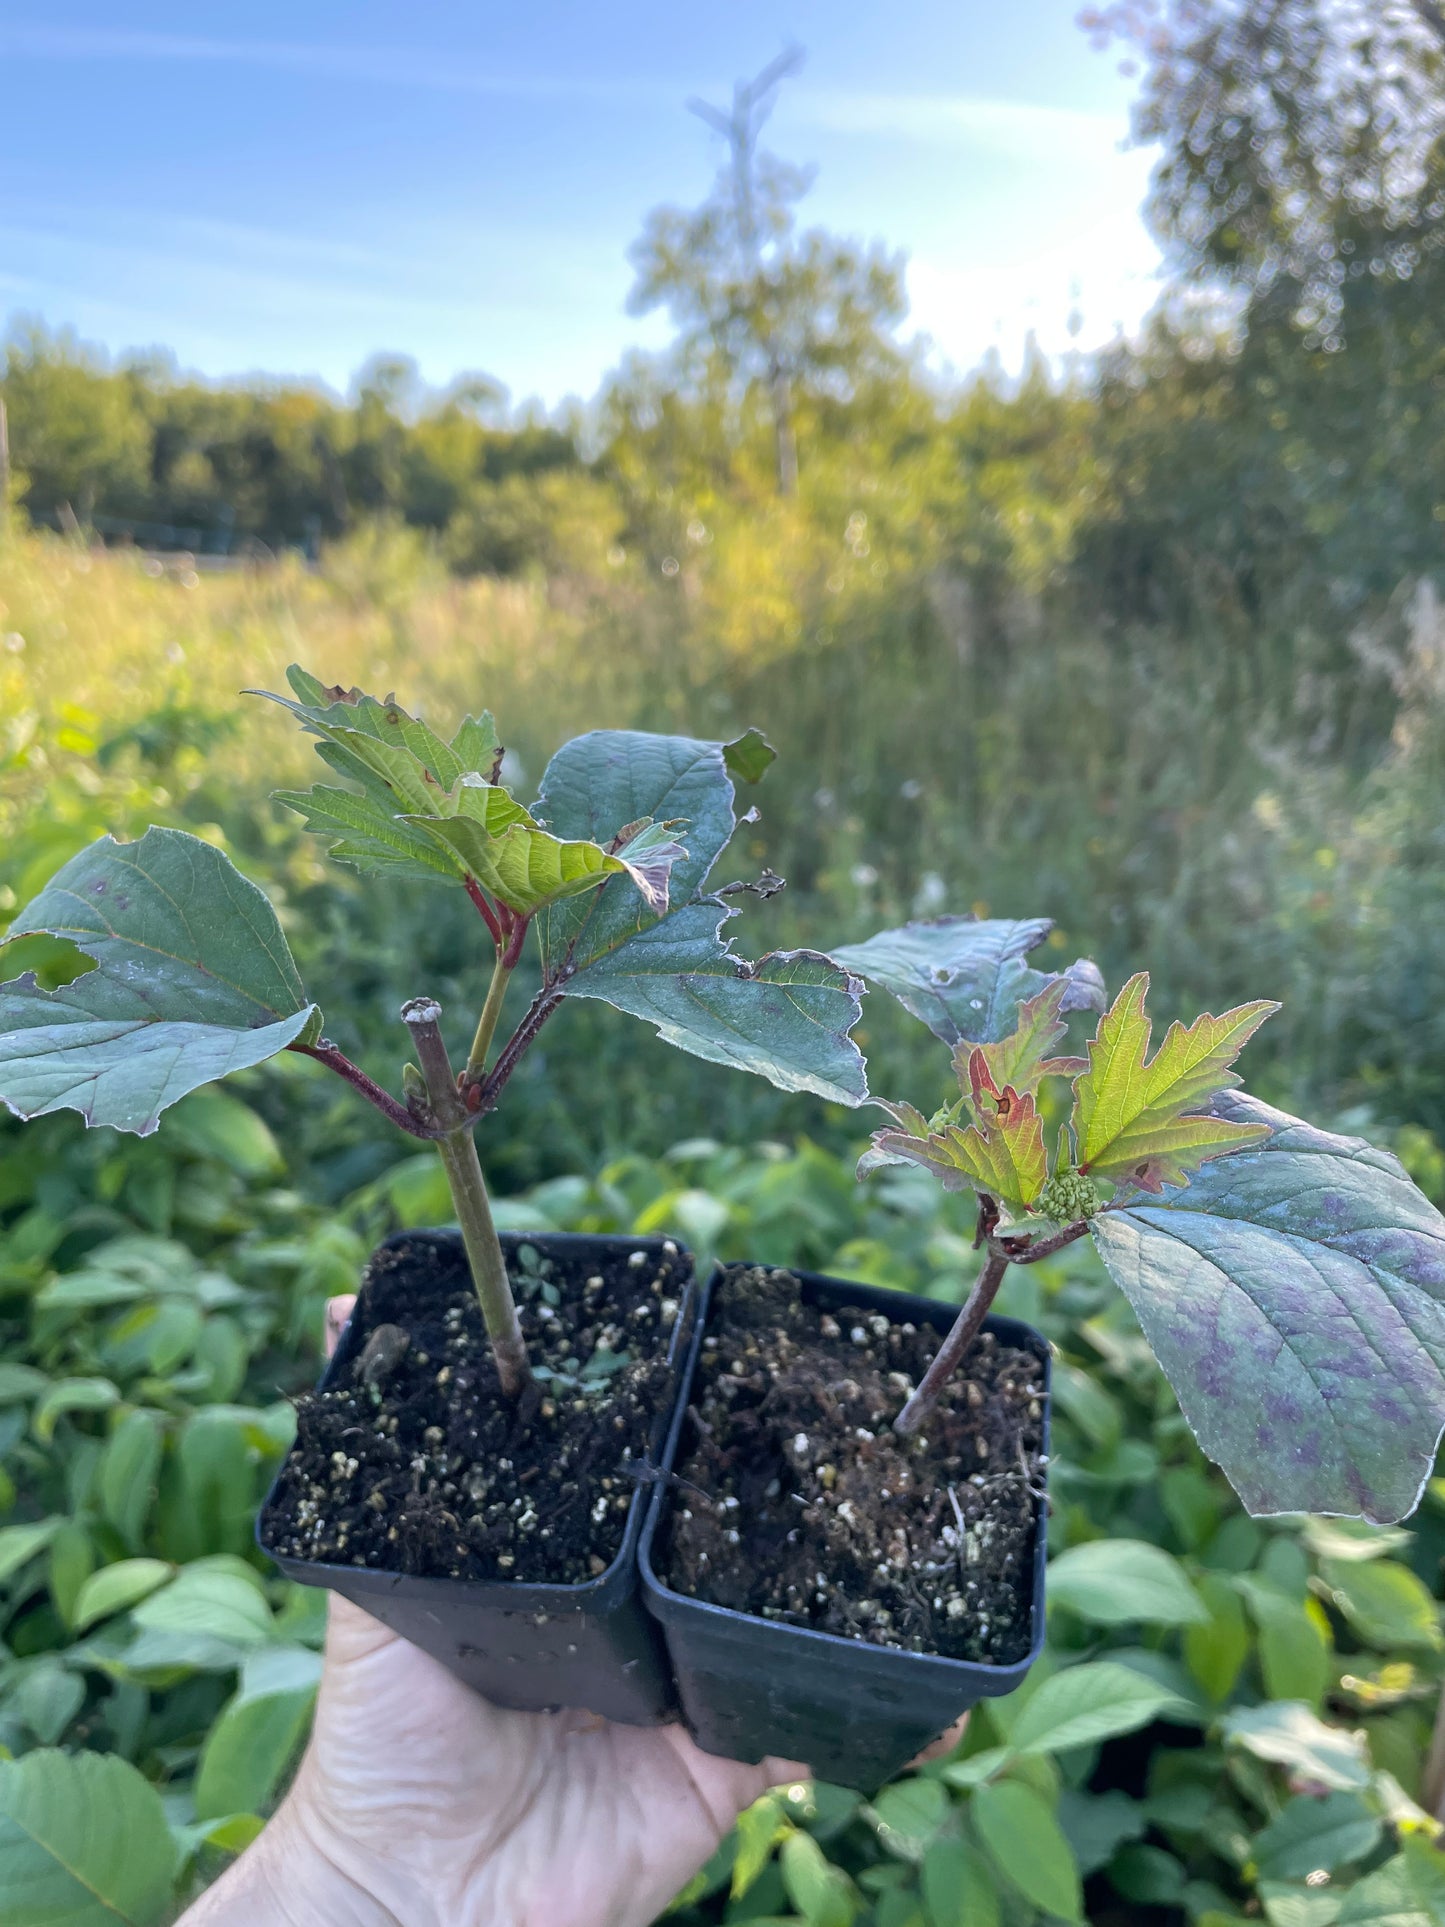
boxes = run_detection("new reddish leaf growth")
[849,915,1445,1523]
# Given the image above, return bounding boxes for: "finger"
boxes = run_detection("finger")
[324,1588,399,1663]
[324,1294,356,1359]
[909,1712,969,1766]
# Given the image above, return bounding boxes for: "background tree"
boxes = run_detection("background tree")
[625,48,907,495]
[1079,0,1445,615]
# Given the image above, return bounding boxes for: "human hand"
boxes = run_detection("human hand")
[183,1293,805,1927]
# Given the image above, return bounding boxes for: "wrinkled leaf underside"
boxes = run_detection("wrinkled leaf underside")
[265,668,680,917]
[1093,1093,1445,1523]
[0,828,316,1135]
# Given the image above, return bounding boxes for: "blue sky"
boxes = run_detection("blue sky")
[0,2,1162,409]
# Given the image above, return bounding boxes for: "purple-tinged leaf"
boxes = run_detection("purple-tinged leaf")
[1092,1094,1445,1523]
[833,916,1103,1046]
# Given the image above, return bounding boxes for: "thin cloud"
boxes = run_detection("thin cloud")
[792,89,1132,156]
[5,27,1137,161]
[0,25,667,106]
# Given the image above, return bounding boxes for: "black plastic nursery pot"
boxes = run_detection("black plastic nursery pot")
[639,1266,1051,1790]
[258,1228,699,1726]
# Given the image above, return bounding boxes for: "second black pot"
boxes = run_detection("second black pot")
[639,1265,1051,1789]
[258,1228,699,1726]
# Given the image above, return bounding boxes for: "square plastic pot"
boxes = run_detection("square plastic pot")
[639,1265,1051,1789]
[258,1228,699,1726]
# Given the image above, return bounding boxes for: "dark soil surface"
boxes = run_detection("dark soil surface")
[263,1231,690,1586]
[659,1266,1047,1663]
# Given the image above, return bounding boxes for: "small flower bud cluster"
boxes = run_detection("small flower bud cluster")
[1037,1167,1100,1224]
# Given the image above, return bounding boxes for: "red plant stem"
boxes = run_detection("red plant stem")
[463,875,505,946]
[501,912,530,969]
[475,987,564,1114]
[289,1042,441,1138]
[892,1215,1091,1437]
[894,1252,1010,1437]
[994,1219,1093,1266]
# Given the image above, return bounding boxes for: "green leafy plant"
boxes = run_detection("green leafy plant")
[839,915,1445,1525]
[0,667,866,1401]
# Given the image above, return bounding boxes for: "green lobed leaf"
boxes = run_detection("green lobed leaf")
[564,902,867,1105]
[1047,1539,1209,1627]
[959,980,1087,1099]
[0,829,318,1135]
[262,672,507,882]
[1072,972,1276,1190]
[973,1779,1083,1921]
[871,1068,1047,1212]
[401,777,681,917]
[1091,1093,1445,1522]
[1005,1661,1192,1756]
[0,1747,176,1927]
[833,916,1104,1046]
[258,667,470,802]
[271,782,456,881]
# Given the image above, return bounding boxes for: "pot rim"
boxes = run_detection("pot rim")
[638,1260,1051,1682]
[256,1227,699,1611]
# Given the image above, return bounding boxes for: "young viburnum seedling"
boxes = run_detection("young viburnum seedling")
[0,668,867,1403]
[836,915,1445,1526]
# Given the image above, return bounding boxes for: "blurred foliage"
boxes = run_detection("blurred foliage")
[4,1094,1445,1921]
[4,5,1445,1916]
